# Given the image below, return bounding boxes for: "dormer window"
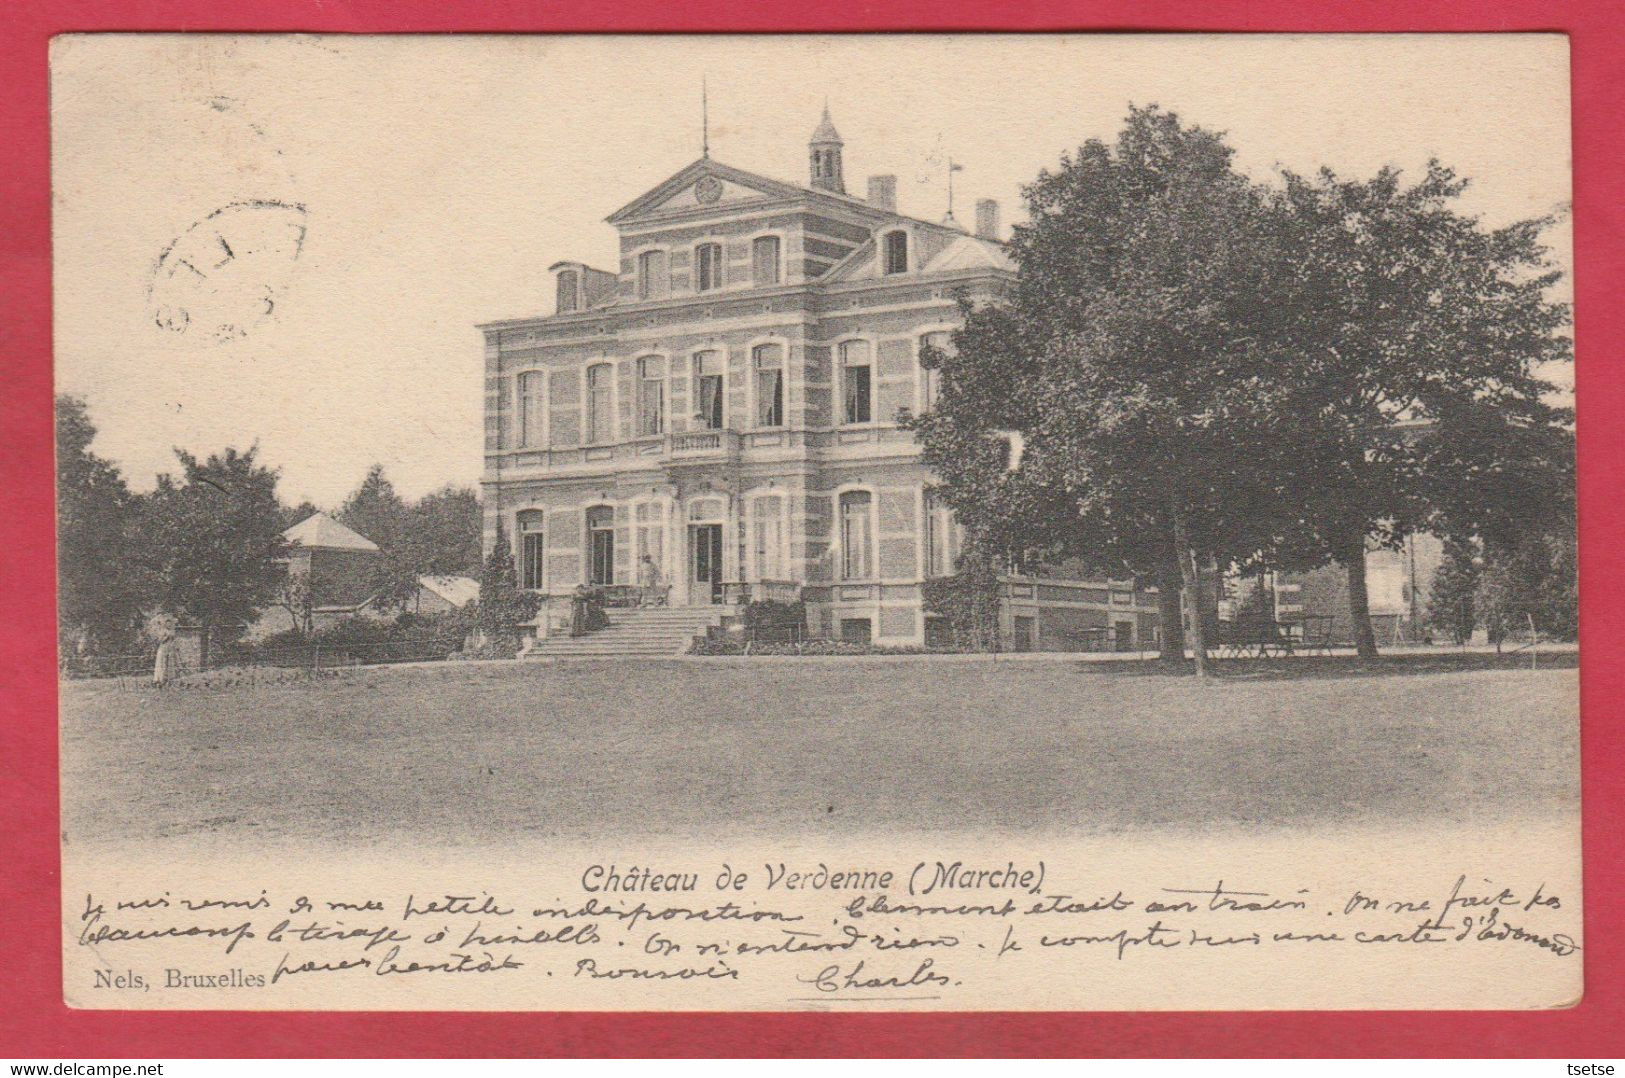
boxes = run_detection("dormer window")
[883,230,908,275]
[556,269,579,313]
[695,243,723,292]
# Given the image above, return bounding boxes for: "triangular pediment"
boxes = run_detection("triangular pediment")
[606,159,832,225]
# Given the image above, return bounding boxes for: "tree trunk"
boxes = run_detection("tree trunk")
[1170,505,1210,678]
[1155,557,1186,665]
[1344,527,1379,660]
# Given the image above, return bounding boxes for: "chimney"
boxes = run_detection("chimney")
[867,175,897,212]
[975,198,1001,241]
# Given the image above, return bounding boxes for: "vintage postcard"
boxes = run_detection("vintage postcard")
[52,33,1579,1011]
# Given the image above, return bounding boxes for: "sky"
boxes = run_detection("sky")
[51,33,1572,507]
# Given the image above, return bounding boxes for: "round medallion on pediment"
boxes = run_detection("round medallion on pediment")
[695,176,723,204]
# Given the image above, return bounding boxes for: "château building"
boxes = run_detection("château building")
[479,108,1161,650]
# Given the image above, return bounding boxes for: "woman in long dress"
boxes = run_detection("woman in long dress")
[149,613,178,686]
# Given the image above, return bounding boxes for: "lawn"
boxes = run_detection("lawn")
[59,654,1578,849]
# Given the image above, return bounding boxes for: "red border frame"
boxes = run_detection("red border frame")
[3,1,1620,1058]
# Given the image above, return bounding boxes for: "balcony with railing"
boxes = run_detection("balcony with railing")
[661,428,741,474]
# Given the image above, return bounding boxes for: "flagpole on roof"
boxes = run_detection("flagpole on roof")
[702,77,709,158]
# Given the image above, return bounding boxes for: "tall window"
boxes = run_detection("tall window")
[839,491,873,580]
[556,270,579,313]
[840,340,872,425]
[919,331,953,412]
[635,502,664,576]
[637,250,666,300]
[753,343,784,427]
[751,495,785,581]
[752,236,781,286]
[695,243,723,292]
[517,510,545,591]
[883,230,908,275]
[923,490,955,578]
[693,350,724,430]
[517,371,545,448]
[586,362,613,444]
[586,506,615,586]
[637,356,665,436]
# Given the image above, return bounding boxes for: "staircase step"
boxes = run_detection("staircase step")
[522,604,726,659]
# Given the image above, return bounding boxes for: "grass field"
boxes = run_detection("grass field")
[59,654,1578,849]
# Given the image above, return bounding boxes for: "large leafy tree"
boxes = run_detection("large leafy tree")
[1265,164,1571,656]
[337,464,418,609]
[912,106,1302,675]
[1426,537,1481,646]
[137,445,287,665]
[335,469,483,610]
[405,485,483,580]
[55,395,146,654]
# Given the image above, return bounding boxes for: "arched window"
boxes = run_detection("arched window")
[883,230,908,275]
[637,356,665,436]
[692,350,724,430]
[919,331,953,411]
[752,236,781,286]
[586,506,615,586]
[634,502,665,579]
[517,371,545,448]
[752,343,784,428]
[840,340,872,425]
[839,491,873,581]
[637,250,667,300]
[517,510,545,591]
[750,494,785,581]
[585,362,613,444]
[695,242,723,292]
[556,270,579,313]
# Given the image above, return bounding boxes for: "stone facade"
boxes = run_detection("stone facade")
[479,111,1160,647]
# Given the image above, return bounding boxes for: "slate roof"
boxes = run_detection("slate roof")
[282,512,380,552]
[417,575,480,608]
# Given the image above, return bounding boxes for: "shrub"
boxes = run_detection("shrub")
[236,608,476,667]
[921,563,1002,652]
[743,600,806,643]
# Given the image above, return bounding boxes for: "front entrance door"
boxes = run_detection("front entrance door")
[587,507,615,586]
[691,524,723,604]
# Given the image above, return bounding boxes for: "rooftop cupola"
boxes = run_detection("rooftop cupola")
[808,103,846,194]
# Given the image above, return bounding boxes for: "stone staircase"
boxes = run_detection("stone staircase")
[522,605,727,660]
